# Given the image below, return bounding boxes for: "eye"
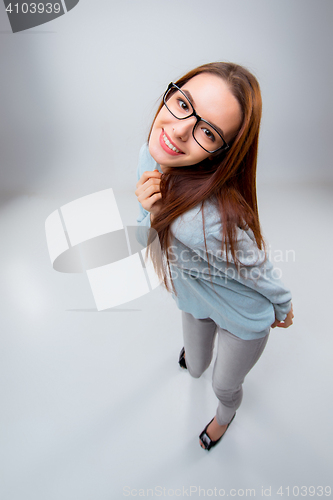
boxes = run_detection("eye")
[202,127,216,142]
[177,98,190,112]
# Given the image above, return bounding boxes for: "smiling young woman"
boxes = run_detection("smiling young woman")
[135,62,293,451]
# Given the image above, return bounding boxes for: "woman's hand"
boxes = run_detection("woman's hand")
[135,170,163,220]
[271,303,294,328]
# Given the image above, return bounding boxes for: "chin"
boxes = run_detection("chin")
[149,144,172,170]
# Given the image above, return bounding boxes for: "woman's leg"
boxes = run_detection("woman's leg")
[181,311,217,378]
[212,328,269,426]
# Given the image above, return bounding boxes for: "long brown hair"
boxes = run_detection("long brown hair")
[146,62,264,292]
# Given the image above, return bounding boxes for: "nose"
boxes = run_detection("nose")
[172,117,196,141]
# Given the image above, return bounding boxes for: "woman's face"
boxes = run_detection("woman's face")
[149,73,242,172]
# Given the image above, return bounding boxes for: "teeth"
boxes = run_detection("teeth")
[163,134,180,153]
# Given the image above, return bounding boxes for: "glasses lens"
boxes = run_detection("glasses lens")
[193,120,225,153]
[164,87,194,119]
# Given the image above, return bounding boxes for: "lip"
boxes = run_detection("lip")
[159,130,184,156]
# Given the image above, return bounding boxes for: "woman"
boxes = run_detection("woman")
[135,62,293,450]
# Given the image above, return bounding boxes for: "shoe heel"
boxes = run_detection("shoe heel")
[178,347,187,369]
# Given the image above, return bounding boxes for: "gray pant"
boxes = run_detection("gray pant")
[182,311,269,426]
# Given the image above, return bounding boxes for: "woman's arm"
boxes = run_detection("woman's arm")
[170,200,293,325]
[135,144,162,227]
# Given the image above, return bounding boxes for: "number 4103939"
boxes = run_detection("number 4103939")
[277,485,331,496]
[5,3,61,14]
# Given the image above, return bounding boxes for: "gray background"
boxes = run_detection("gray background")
[1,0,332,199]
[0,1,332,499]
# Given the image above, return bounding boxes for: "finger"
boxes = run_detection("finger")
[138,184,161,202]
[284,313,294,327]
[135,178,160,197]
[143,192,162,211]
[135,178,161,197]
[143,178,161,188]
[276,319,293,328]
[151,192,162,203]
[137,186,162,210]
[136,170,162,188]
[142,170,162,180]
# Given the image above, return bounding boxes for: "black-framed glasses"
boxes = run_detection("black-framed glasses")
[163,82,230,154]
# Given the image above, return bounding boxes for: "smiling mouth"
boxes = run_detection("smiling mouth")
[162,132,184,154]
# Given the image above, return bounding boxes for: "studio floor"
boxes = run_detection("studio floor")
[0,183,332,499]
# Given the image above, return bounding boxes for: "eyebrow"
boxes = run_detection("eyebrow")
[182,88,226,139]
[182,89,196,107]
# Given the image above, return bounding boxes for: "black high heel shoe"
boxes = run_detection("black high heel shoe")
[199,413,236,450]
[178,347,187,369]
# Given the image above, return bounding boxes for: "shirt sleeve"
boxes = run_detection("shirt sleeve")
[233,253,292,321]
[137,207,151,228]
[136,143,159,228]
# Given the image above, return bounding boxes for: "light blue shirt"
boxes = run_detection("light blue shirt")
[137,143,292,340]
